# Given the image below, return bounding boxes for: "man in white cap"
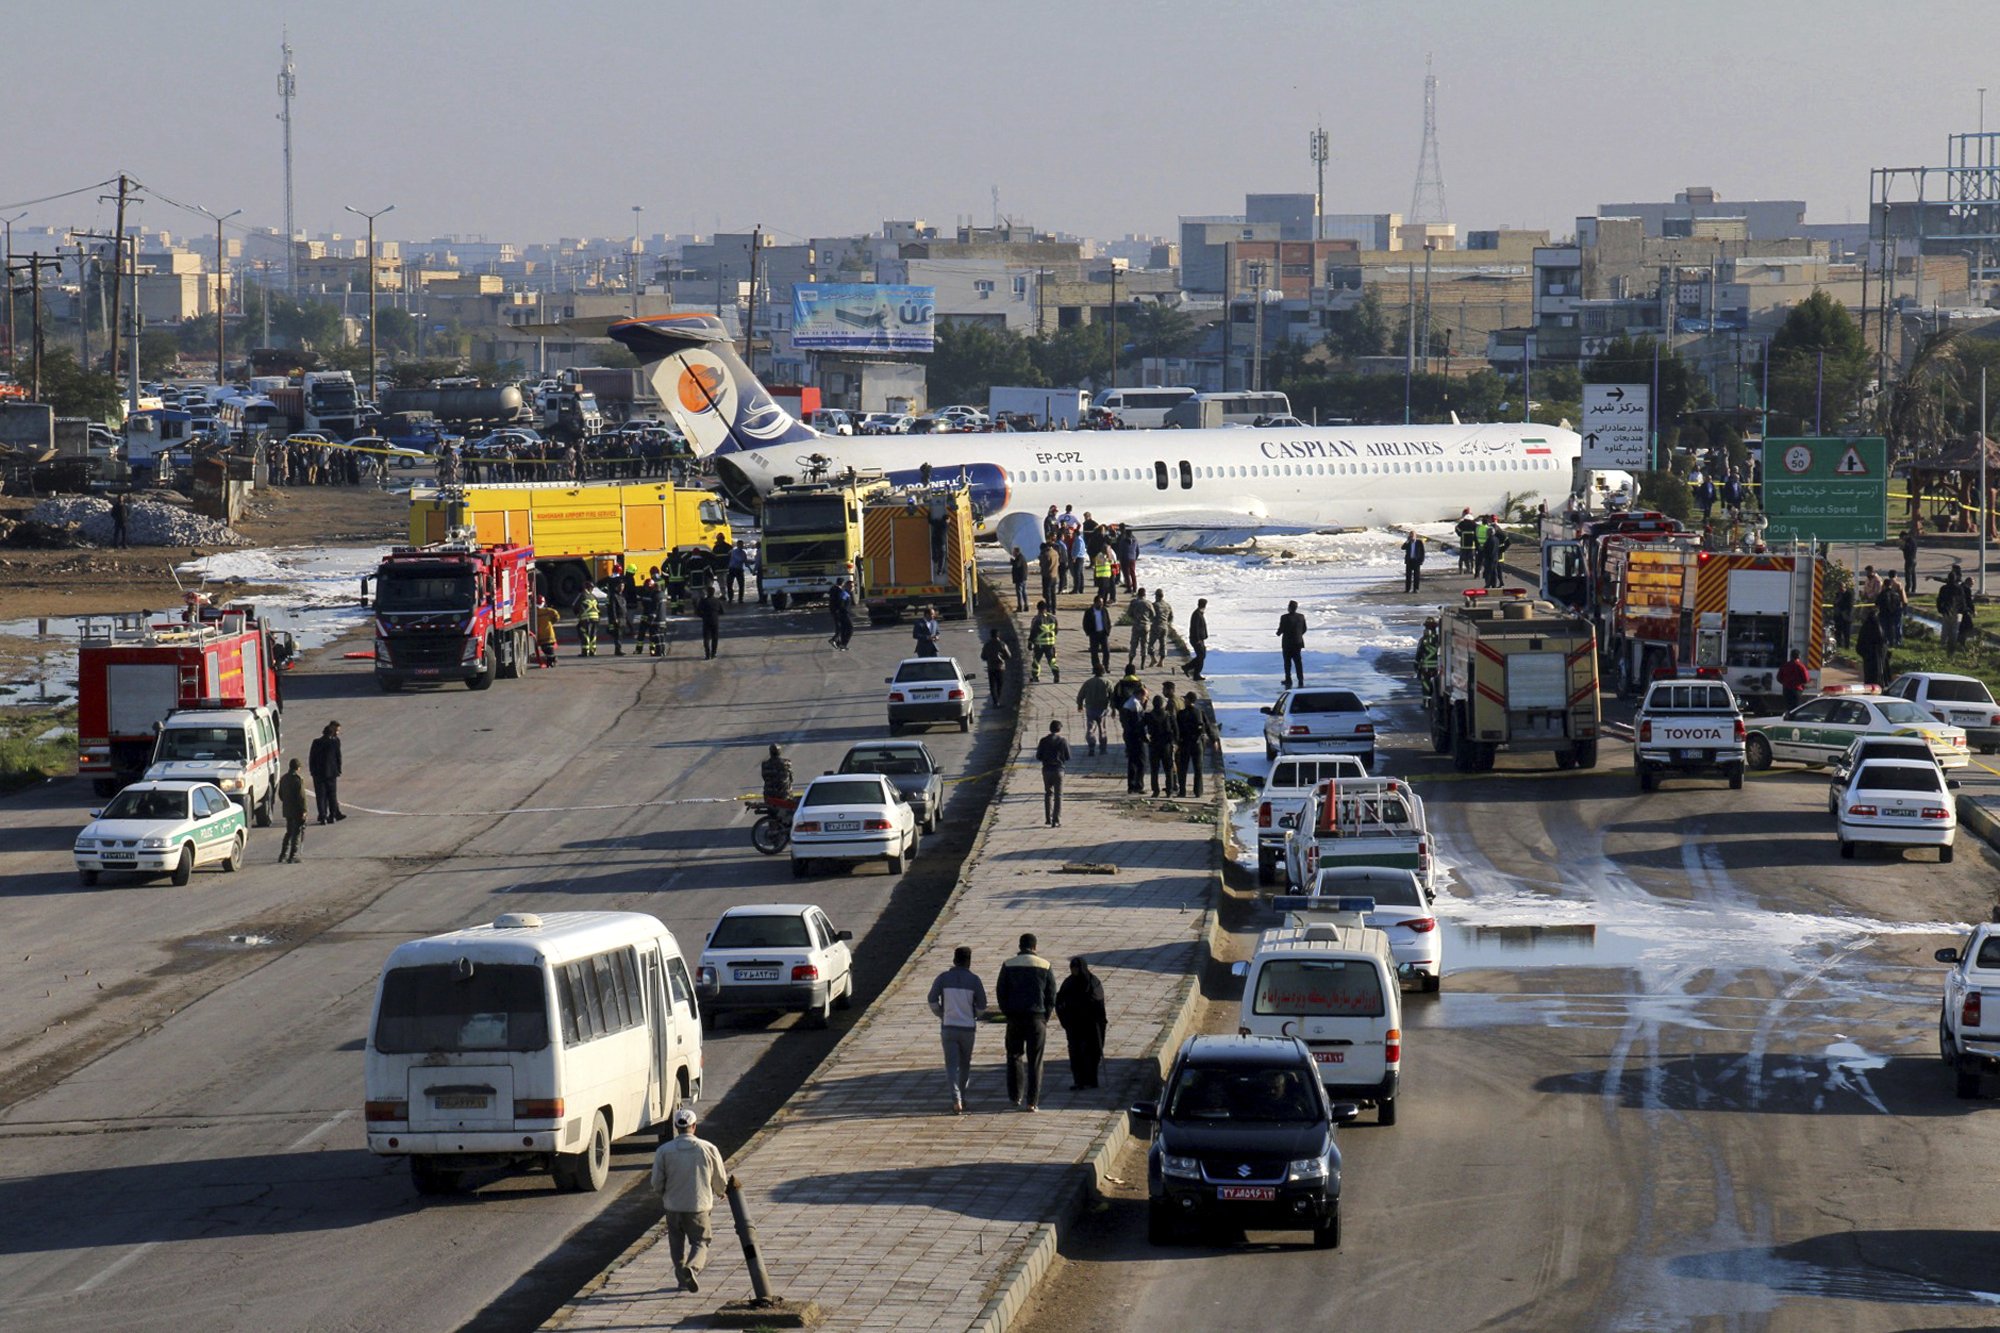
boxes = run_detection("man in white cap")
[650,1106,730,1292]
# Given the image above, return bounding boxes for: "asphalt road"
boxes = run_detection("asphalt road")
[0,598,1008,1331]
[1020,603,2000,1331]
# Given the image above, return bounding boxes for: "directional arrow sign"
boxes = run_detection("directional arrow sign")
[1581,383,1649,470]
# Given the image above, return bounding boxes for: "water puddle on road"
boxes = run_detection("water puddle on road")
[1446,921,1654,971]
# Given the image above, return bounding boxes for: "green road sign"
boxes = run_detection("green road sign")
[1761,436,1887,543]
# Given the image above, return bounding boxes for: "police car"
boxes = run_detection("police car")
[1744,686,1969,771]
[73,779,249,886]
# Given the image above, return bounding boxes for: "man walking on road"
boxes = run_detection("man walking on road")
[1010,546,1030,612]
[1076,667,1112,755]
[1902,525,1919,590]
[927,946,989,1114]
[1175,695,1214,798]
[308,721,344,824]
[1082,596,1112,676]
[696,584,724,659]
[997,934,1058,1112]
[1036,720,1071,827]
[535,596,560,668]
[1126,588,1153,666]
[1278,600,1308,687]
[981,630,1014,704]
[277,758,307,862]
[1147,589,1173,668]
[1402,531,1427,592]
[1182,598,1210,681]
[650,1107,730,1293]
[1039,539,1062,609]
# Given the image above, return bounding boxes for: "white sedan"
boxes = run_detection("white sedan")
[1835,758,1959,862]
[1303,867,1443,993]
[73,780,249,886]
[695,903,855,1030]
[790,773,918,877]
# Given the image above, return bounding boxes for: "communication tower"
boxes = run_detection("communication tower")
[278,34,297,296]
[1409,55,1448,226]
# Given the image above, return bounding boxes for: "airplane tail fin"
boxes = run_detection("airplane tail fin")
[608,314,818,458]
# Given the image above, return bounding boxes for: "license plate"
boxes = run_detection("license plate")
[826,821,860,833]
[914,690,939,700]
[102,859,136,868]
[434,1094,488,1110]
[1311,1050,1345,1065]
[1679,748,1703,760]
[1217,1186,1276,1201]
[734,967,780,981]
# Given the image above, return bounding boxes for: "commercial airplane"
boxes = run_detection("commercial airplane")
[609,313,1586,548]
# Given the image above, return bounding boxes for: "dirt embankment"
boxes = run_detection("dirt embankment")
[0,483,406,621]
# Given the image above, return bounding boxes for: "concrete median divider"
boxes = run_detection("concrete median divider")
[548,568,1223,1332]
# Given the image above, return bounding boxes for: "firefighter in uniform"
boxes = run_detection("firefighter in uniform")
[577,582,601,657]
[1414,617,1441,703]
[1029,601,1061,684]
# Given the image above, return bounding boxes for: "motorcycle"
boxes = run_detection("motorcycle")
[750,794,798,855]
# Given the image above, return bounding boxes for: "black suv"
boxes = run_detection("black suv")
[1133,1035,1358,1248]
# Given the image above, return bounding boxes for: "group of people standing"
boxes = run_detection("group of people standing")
[1452,509,1512,589]
[1011,505,1144,613]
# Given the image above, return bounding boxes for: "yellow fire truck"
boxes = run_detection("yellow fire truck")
[859,482,979,622]
[1428,589,1601,772]
[758,473,890,609]
[408,479,729,605]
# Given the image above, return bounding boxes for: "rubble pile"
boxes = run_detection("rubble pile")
[25,496,243,547]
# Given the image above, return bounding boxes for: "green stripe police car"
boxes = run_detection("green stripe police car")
[74,779,249,886]
[1745,686,1969,772]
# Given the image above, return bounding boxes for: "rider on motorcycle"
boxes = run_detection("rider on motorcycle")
[1414,617,1441,701]
[760,744,794,804]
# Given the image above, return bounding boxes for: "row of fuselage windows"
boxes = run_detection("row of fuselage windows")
[1015,456,1561,486]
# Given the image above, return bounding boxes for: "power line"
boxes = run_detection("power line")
[0,176,123,213]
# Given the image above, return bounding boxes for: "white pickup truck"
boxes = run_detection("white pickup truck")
[1253,752,1369,886]
[1936,924,2000,1098]
[1633,677,1746,792]
[1282,777,1434,896]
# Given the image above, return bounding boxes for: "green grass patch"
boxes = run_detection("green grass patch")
[0,706,77,794]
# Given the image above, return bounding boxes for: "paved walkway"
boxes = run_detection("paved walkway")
[550,565,1220,1332]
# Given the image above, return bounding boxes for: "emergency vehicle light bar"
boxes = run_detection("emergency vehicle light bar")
[1272,896,1377,915]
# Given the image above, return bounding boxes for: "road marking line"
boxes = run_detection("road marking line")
[285,1109,351,1153]
[75,1242,158,1294]
[343,795,746,817]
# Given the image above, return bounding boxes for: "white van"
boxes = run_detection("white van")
[364,911,704,1195]
[144,705,283,826]
[1237,917,1402,1124]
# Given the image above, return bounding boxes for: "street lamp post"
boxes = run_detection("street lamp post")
[201,208,242,384]
[344,204,395,401]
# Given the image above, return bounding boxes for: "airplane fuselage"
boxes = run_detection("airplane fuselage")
[712,421,1579,533]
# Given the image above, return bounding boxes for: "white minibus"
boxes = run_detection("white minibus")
[364,911,704,1195]
[1091,385,1196,428]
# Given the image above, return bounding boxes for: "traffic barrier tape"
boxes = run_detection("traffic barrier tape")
[343,794,750,818]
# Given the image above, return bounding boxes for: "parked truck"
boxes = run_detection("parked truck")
[1282,776,1436,897]
[758,472,889,610]
[1428,589,1600,772]
[302,370,362,440]
[381,385,532,430]
[987,386,1089,429]
[559,367,659,424]
[76,603,291,797]
[859,481,978,622]
[1631,674,1747,792]
[408,478,729,606]
[366,513,538,692]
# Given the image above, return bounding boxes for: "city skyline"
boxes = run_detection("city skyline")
[4,0,1995,251]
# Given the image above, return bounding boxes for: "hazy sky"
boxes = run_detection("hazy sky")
[4,0,1994,250]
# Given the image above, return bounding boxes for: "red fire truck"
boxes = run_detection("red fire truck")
[366,538,536,691]
[77,603,290,797]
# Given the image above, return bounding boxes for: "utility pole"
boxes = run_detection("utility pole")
[1982,366,1990,598]
[1421,241,1435,371]
[72,241,90,370]
[105,174,136,386]
[1108,260,1122,393]
[630,204,644,318]
[743,225,761,368]
[6,253,59,400]
[1404,258,1416,424]
[1,211,23,373]
[205,208,242,383]
[345,204,394,401]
